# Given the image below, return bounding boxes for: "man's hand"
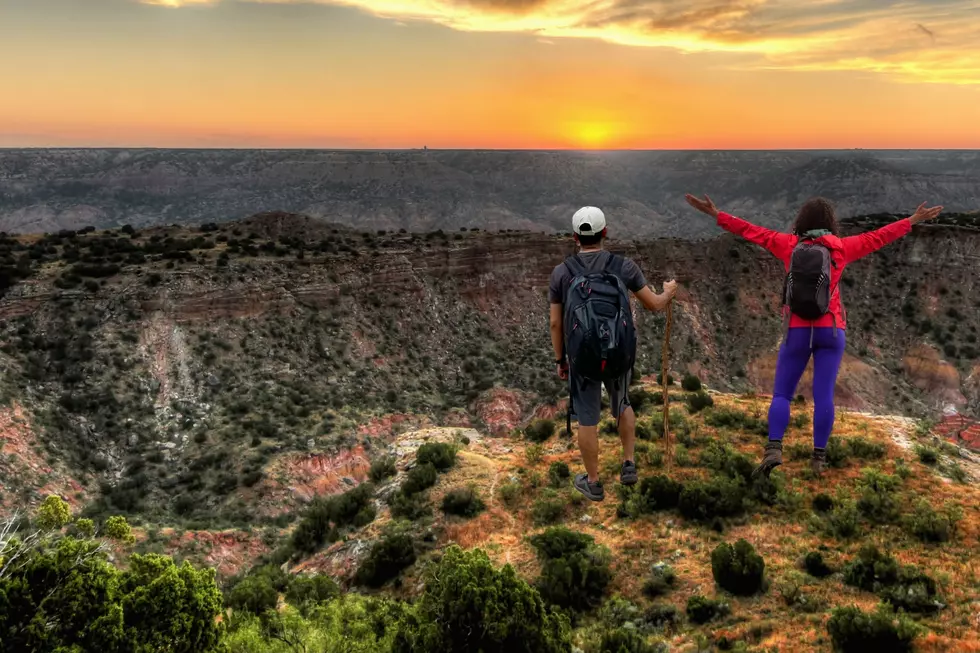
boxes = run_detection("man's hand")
[663,279,678,299]
[685,194,719,218]
[556,360,569,380]
[909,202,943,225]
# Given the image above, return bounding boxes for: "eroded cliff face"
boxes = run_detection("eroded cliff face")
[2,218,977,412]
[0,215,976,524]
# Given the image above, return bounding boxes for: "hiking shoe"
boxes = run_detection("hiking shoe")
[621,461,638,486]
[573,473,605,502]
[811,449,828,476]
[752,440,783,479]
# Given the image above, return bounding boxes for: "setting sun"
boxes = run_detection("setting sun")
[569,121,617,149]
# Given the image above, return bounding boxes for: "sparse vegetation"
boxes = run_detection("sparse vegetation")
[906,499,961,543]
[827,604,921,652]
[530,527,612,611]
[685,594,729,624]
[525,419,556,443]
[416,442,457,472]
[685,391,714,414]
[804,551,834,578]
[678,476,745,522]
[441,487,486,518]
[370,456,398,482]
[681,374,702,392]
[642,563,677,598]
[354,530,417,588]
[711,539,766,596]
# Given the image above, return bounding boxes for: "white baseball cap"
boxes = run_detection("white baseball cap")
[572,206,606,236]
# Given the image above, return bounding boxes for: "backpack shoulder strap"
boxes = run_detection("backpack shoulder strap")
[564,254,586,278]
[603,252,626,276]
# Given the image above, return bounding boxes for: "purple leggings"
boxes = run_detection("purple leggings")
[768,327,846,449]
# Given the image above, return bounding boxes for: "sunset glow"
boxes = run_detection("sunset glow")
[2,0,979,148]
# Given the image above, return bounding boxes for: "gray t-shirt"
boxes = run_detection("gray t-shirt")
[548,251,647,305]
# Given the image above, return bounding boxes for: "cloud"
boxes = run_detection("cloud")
[141,0,218,5]
[136,0,980,83]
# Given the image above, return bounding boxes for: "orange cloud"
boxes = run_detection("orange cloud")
[139,0,980,84]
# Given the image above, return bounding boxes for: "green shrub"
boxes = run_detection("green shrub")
[629,387,660,413]
[404,545,571,653]
[804,552,833,578]
[369,456,397,482]
[532,492,567,526]
[284,574,340,613]
[842,547,945,614]
[635,419,655,441]
[775,571,817,611]
[846,437,885,460]
[711,539,765,596]
[548,461,570,488]
[225,569,283,615]
[525,444,544,465]
[842,545,898,592]
[498,482,521,507]
[416,442,457,472]
[597,628,660,653]
[354,532,416,588]
[704,408,767,436]
[643,603,678,628]
[390,491,432,520]
[686,594,729,624]
[812,493,834,513]
[678,476,745,522]
[290,483,376,555]
[905,499,961,543]
[441,488,486,518]
[685,391,714,414]
[642,563,677,598]
[656,373,674,387]
[401,463,438,496]
[681,374,702,392]
[827,604,921,653]
[634,475,683,514]
[825,438,849,468]
[530,527,612,611]
[915,445,938,465]
[699,441,754,483]
[824,498,861,539]
[525,419,556,443]
[855,469,901,524]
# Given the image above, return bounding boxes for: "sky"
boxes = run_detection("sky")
[1,0,979,149]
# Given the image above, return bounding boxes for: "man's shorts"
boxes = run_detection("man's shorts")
[569,367,632,428]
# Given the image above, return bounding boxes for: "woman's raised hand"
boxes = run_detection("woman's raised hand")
[685,194,719,218]
[909,202,943,225]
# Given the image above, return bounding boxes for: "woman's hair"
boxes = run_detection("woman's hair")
[792,197,840,236]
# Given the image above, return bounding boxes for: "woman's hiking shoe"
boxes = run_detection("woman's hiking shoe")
[573,473,605,502]
[811,449,828,476]
[752,440,783,478]
[621,461,638,486]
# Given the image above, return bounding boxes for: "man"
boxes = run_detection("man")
[549,206,677,501]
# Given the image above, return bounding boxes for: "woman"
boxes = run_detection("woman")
[684,194,943,476]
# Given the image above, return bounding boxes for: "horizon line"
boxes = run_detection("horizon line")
[3,146,980,153]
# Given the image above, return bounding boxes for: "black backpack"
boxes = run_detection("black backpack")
[783,239,837,320]
[563,254,637,382]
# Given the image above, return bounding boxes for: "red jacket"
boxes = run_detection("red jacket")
[717,212,913,330]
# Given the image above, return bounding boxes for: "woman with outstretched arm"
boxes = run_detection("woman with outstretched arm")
[684,194,943,476]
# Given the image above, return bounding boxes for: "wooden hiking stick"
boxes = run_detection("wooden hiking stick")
[661,299,674,474]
